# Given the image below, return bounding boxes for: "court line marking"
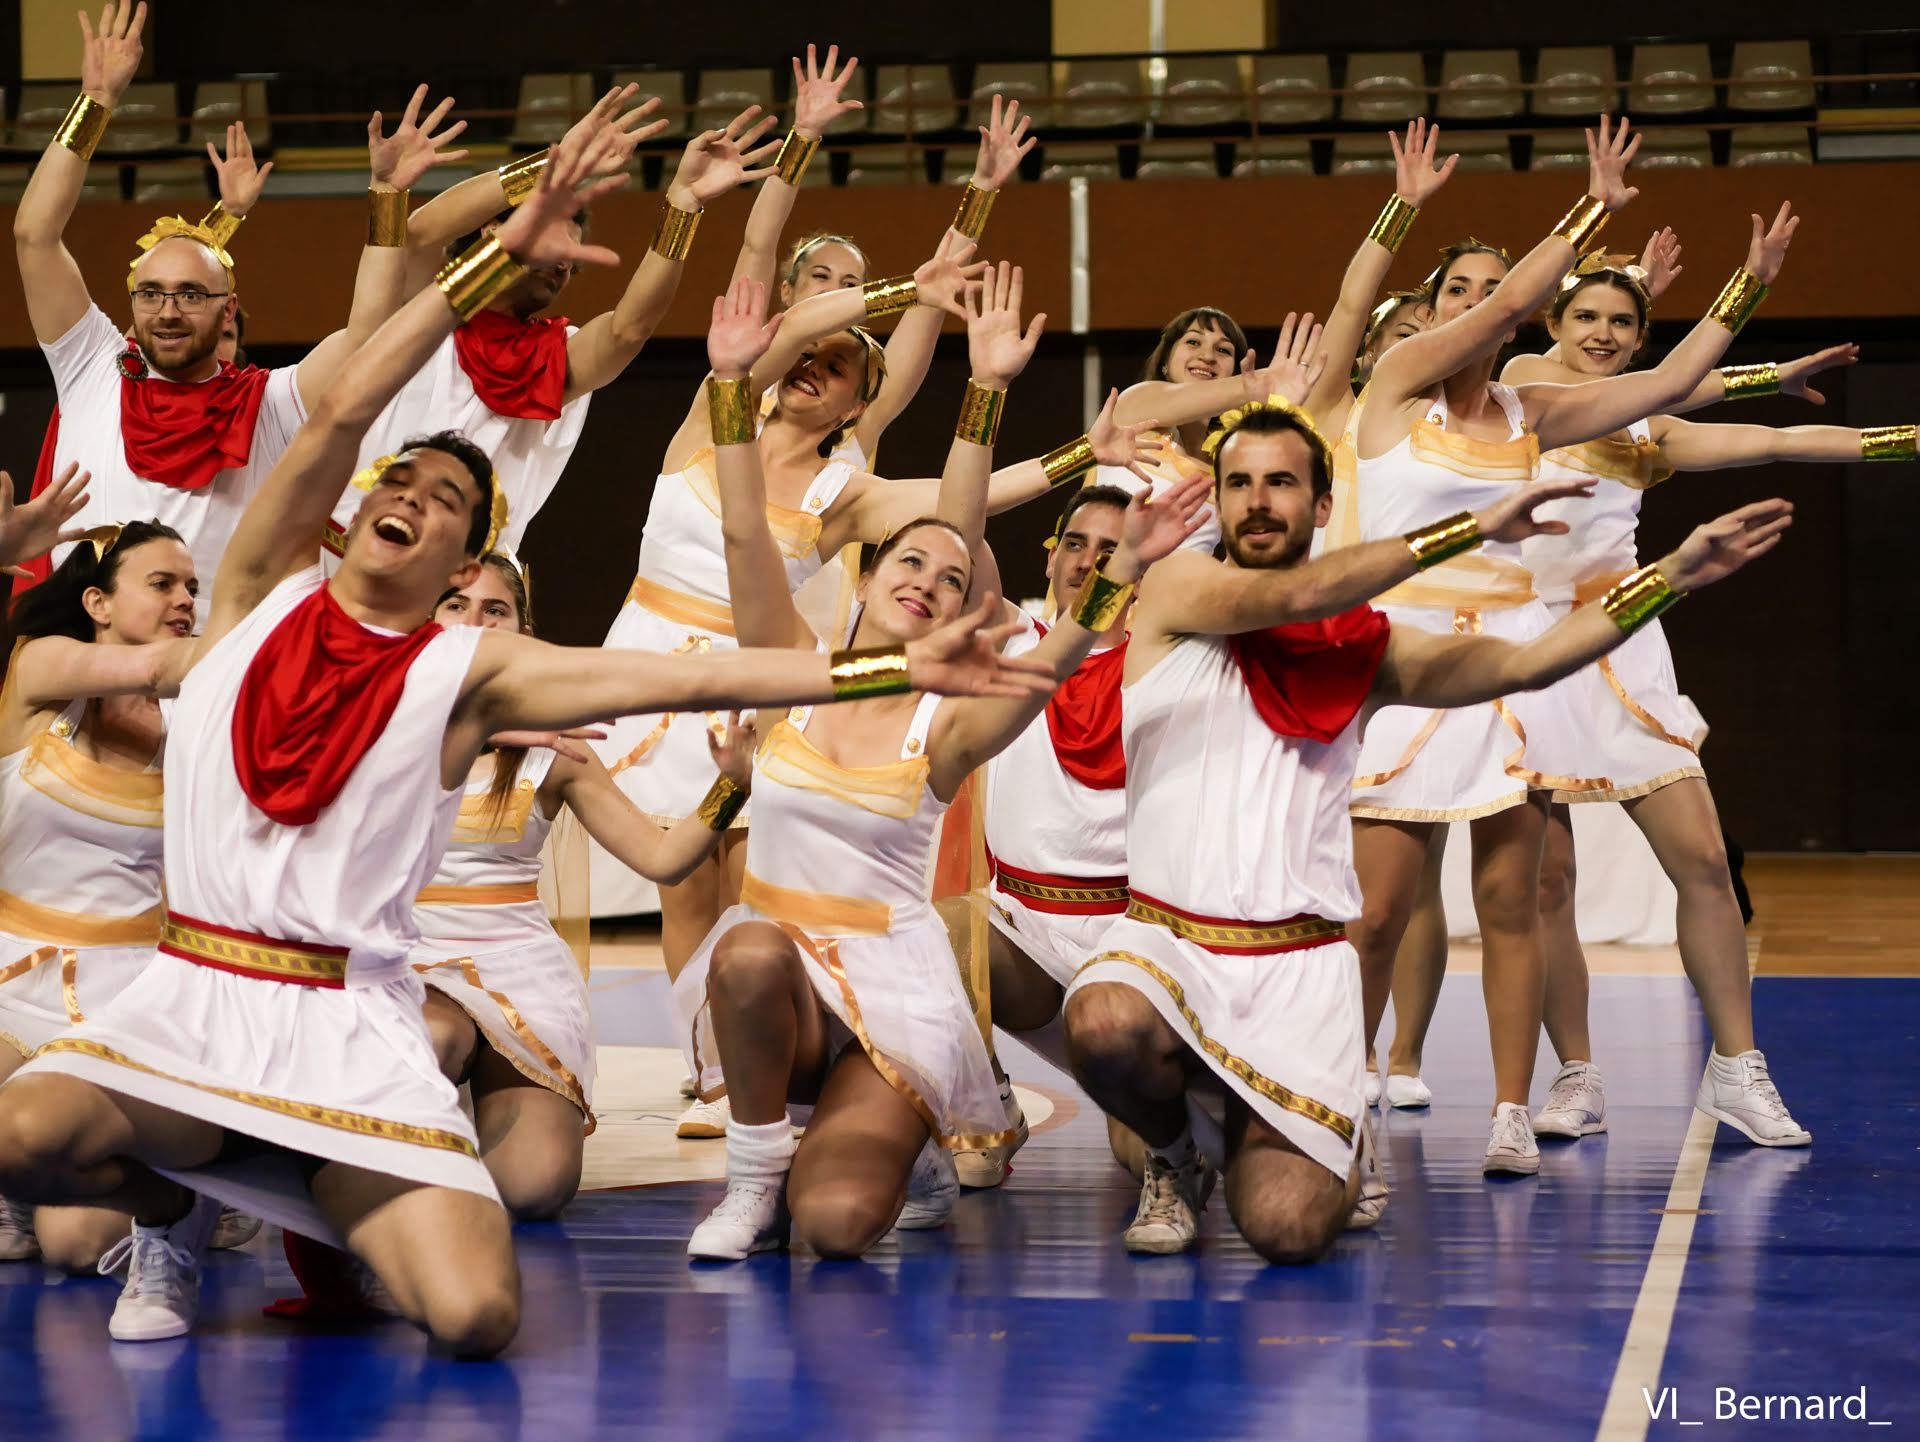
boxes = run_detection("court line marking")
[1595,1108,1719,1442]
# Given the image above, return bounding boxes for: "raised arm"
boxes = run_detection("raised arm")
[1523,204,1799,451]
[556,718,755,885]
[1376,499,1792,708]
[940,262,1047,544]
[731,45,863,292]
[12,2,147,343]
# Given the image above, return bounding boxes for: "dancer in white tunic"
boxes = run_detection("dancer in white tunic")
[678,275,1207,1261]
[1065,396,1795,1258]
[1344,115,1804,1173]
[0,133,1047,1352]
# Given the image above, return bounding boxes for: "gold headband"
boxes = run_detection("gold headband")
[848,326,888,403]
[1366,289,1427,338]
[82,523,124,563]
[128,216,236,292]
[487,547,534,626]
[1423,237,1513,293]
[1557,252,1653,313]
[352,449,509,554]
[1201,394,1334,473]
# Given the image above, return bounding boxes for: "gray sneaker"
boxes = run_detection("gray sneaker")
[0,1195,38,1262]
[1483,1102,1541,1177]
[1124,1151,1211,1254]
[1534,1061,1607,1138]
[895,1140,959,1230]
[1696,1049,1810,1146]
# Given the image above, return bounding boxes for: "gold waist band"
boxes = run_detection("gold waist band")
[415,881,542,907]
[626,575,737,638]
[741,871,892,937]
[159,913,351,987]
[0,890,162,948]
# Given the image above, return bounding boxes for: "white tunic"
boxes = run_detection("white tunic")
[41,305,306,594]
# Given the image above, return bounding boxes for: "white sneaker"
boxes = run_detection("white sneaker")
[954,1076,1028,1188]
[1124,1150,1211,1255]
[0,1195,39,1262]
[1363,1067,1382,1110]
[1384,1073,1432,1110]
[1696,1049,1810,1146]
[895,1140,959,1230]
[99,1193,219,1342]
[1346,1115,1388,1230]
[210,1207,263,1251]
[1534,1061,1607,1138]
[1483,1102,1541,1177]
[687,1180,788,1261]
[676,1094,731,1140]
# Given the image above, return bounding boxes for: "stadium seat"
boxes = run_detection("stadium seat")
[1729,41,1817,111]
[1231,138,1313,177]
[968,63,1053,130]
[1331,134,1396,176]
[133,157,208,204]
[1135,142,1219,180]
[1730,124,1814,165]
[189,81,272,150]
[1533,47,1619,117]
[1630,43,1715,115]
[1159,56,1248,129]
[611,70,688,138]
[1634,126,1713,169]
[845,145,926,186]
[1528,131,1591,171]
[1340,53,1427,125]
[1037,142,1119,183]
[871,64,959,136]
[1448,132,1513,172]
[510,74,594,147]
[9,84,73,153]
[693,68,774,134]
[100,83,182,154]
[1253,54,1333,127]
[1058,59,1148,131]
[1437,50,1524,121]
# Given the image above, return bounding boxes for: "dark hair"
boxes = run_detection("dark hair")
[1358,292,1427,387]
[1548,270,1650,335]
[1052,483,1133,544]
[394,431,497,556]
[1424,240,1512,308]
[1209,408,1332,498]
[783,232,870,290]
[434,553,532,825]
[448,208,593,264]
[227,303,250,368]
[1141,306,1249,385]
[7,519,187,644]
[812,328,889,460]
[863,516,970,577]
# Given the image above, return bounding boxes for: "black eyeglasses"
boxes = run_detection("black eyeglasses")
[130,288,232,314]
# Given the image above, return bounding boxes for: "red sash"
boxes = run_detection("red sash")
[231,585,442,826]
[1037,622,1126,790]
[1226,604,1390,742]
[451,307,570,420]
[119,344,272,491]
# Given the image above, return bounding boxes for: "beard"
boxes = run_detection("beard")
[132,318,221,375]
[1222,523,1311,570]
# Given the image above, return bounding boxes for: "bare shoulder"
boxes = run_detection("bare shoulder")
[1501,352,1574,386]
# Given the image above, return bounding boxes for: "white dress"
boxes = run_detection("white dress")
[1347,384,1603,820]
[981,615,1128,986]
[10,568,498,1241]
[0,695,164,1059]
[1067,633,1365,1179]
[409,747,594,1122]
[674,694,1012,1149]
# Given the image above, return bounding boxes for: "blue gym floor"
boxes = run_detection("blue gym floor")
[0,970,1910,1442]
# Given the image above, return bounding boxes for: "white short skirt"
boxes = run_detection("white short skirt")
[597,598,742,826]
[985,881,1121,990]
[674,902,1013,1149]
[411,908,595,1123]
[1068,916,1364,1179]
[1544,606,1705,803]
[0,934,153,1059]
[8,953,500,1243]
[1351,598,1606,822]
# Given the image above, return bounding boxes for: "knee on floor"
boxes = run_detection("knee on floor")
[423,1280,521,1359]
[1232,1201,1344,1266]
[789,1181,895,1260]
[495,1162,582,1223]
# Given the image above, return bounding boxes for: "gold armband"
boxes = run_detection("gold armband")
[436,236,527,323]
[651,200,701,262]
[696,774,748,831]
[1070,566,1133,632]
[1404,511,1480,569]
[775,128,820,186]
[952,182,996,241]
[1369,194,1419,254]
[498,150,549,206]
[1718,362,1778,401]
[861,275,918,319]
[55,94,111,161]
[1709,269,1768,336]
[829,645,911,701]
[199,201,245,250]
[707,376,755,445]
[1861,425,1918,462]
[365,188,409,247]
[1551,194,1609,251]
[1601,564,1681,633]
[1041,436,1096,488]
[955,381,1005,447]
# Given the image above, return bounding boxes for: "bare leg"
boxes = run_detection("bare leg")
[785,1049,929,1259]
[1106,1114,1148,1181]
[0,1073,221,1223]
[1386,825,1452,1078]
[468,1045,585,1221]
[984,925,1066,1035]
[1539,803,1593,1064]
[1063,982,1194,1149]
[705,922,833,1123]
[1220,1095,1353,1265]
[1624,777,1755,1054]
[1349,818,1437,1054]
[1469,797,1550,1108]
[421,987,481,1085]
[33,1204,134,1272]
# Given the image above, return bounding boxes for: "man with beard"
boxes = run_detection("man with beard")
[13,4,464,595]
[326,86,779,559]
[1061,398,1794,1261]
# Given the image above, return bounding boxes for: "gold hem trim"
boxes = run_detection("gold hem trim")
[1079,950,1355,1145]
[1556,766,1705,805]
[30,1037,479,1156]
[1350,791,1529,823]
[414,957,593,1130]
[1598,655,1700,754]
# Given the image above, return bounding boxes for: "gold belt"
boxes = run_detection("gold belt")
[0,890,162,948]
[159,912,351,987]
[415,881,542,906]
[741,871,892,937]
[626,575,736,637]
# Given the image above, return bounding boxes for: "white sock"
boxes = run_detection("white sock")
[1147,1128,1198,1171]
[725,1117,796,1186]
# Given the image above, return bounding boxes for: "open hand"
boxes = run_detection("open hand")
[972,94,1036,190]
[1776,342,1857,405]
[913,234,989,319]
[79,1,145,107]
[965,261,1045,389]
[792,44,863,137]
[0,463,93,571]
[208,122,274,215]
[1088,388,1168,476]
[1241,312,1326,407]
[707,275,782,376]
[494,127,627,271]
[489,726,607,764]
[1112,471,1211,576]
[1585,114,1641,212]
[670,106,782,209]
[1391,118,1457,206]
[905,593,1060,699]
[562,85,670,182]
[706,711,760,786]
[368,85,469,193]
[1659,498,1794,592]
[1743,201,1799,285]
[1472,477,1597,544]
[1637,226,1684,299]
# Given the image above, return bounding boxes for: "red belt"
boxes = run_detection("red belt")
[989,855,1129,916]
[1125,889,1347,956]
[159,912,351,988]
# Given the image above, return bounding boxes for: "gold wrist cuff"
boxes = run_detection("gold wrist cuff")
[861,275,918,319]
[1551,194,1610,251]
[955,381,1005,447]
[365,188,409,247]
[199,201,245,250]
[436,236,527,323]
[1041,436,1096,488]
[651,200,701,262]
[1718,362,1778,400]
[1861,424,1918,462]
[775,129,820,186]
[1709,269,1768,336]
[55,94,111,161]
[1070,567,1134,632]
[696,774,748,831]
[1602,564,1681,633]
[829,645,911,701]
[498,150,549,207]
[952,183,996,241]
[1405,511,1481,569]
[707,376,755,445]
[1369,194,1419,253]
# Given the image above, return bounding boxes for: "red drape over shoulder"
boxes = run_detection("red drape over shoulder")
[451,307,570,420]
[1226,605,1390,742]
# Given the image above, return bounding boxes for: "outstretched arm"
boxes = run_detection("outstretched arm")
[731,44,863,292]
[12,2,147,343]
[938,261,1047,544]
[556,719,755,885]
[1649,414,1905,470]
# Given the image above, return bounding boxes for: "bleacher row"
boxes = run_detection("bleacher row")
[0,39,1888,202]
